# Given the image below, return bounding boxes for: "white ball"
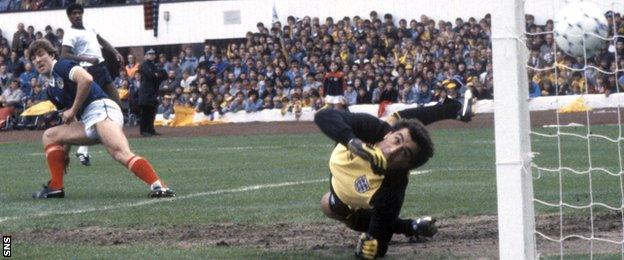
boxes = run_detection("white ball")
[554,1,608,58]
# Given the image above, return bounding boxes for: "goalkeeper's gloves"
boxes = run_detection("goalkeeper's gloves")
[347,138,387,174]
[355,233,380,259]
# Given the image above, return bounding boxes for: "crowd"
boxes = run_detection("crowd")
[1,10,623,130]
[0,0,183,12]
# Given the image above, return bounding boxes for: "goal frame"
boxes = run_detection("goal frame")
[492,0,536,259]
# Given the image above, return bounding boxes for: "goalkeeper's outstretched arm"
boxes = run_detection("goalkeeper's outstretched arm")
[314,108,390,146]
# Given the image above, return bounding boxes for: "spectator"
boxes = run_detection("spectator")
[19,62,37,92]
[12,23,29,56]
[188,89,201,108]
[0,1,9,12]
[402,83,416,104]
[0,28,8,48]
[198,44,214,68]
[380,81,398,103]
[117,78,131,104]
[163,55,182,78]
[539,79,555,96]
[303,73,321,94]
[473,80,492,100]
[356,87,370,104]
[125,54,140,78]
[0,78,24,108]
[114,68,130,88]
[157,95,174,119]
[371,80,383,104]
[243,92,263,112]
[180,47,198,75]
[25,25,35,46]
[25,83,46,108]
[131,72,141,90]
[44,25,59,48]
[415,84,433,105]
[227,92,245,113]
[172,86,186,104]
[179,70,197,90]
[529,80,541,98]
[159,70,180,96]
[323,61,346,109]
[344,83,357,105]
[6,50,23,75]
[0,64,13,90]
[55,28,64,46]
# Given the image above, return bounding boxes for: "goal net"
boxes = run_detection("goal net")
[494,0,624,258]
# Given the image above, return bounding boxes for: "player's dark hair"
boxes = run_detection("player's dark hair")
[66,3,83,16]
[28,39,58,59]
[390,119,434,169]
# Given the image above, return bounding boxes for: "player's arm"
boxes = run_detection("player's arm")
[359,177,408,258]
[96,34,124,65]
[65,66,93,123]
[314,108,389,146]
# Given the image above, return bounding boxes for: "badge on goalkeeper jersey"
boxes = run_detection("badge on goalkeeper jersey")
[354,175,370,193]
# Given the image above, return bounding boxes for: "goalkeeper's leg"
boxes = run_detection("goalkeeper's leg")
[321,191,434,237]
[390,99,462,126]
[388,90,475,125]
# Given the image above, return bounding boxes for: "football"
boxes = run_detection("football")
[553,1,609,58]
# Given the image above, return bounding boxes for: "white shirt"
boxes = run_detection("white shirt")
[62,27,104,67]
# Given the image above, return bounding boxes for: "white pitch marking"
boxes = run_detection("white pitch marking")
[410,169,432,176]
[0,179,326,224]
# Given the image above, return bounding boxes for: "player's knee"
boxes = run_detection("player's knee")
[321,192,343,220]
[42,128,59,144]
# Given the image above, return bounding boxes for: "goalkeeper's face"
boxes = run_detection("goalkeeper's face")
[377,128,419,170]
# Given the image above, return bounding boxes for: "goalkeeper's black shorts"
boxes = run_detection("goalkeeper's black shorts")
[329,184,352,220]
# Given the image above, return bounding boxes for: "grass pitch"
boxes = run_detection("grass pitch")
[0,124,621,258]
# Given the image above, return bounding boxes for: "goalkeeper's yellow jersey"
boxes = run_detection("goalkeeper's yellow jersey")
[330,144,384,210]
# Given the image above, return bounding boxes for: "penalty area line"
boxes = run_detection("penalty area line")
[0,178,326,224]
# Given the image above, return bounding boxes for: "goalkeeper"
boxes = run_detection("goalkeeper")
[314,92,474,259]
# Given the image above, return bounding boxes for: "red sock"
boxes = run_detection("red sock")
[126,156,159,185]
[45,144,66,190]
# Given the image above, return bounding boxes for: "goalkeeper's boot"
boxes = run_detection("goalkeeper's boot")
[458,88,475,122]
[75,152,91,166]
[32,183,65,199]
[148,185,176,198]
[407,216,438,243]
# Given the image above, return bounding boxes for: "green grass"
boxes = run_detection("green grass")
[0,124,621,258]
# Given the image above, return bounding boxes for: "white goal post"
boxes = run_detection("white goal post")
[492,0,537,259]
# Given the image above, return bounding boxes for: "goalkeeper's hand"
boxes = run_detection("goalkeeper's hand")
[355,233,380,259]
[347,138,387,174]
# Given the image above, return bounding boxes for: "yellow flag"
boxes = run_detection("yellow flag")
[558,97,592,113]
[20,101,57,116]
[169,105,195,127]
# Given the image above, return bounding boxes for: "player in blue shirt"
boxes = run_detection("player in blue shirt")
[29,39,175,199]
